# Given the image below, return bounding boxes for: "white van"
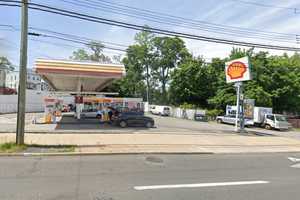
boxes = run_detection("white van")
[150,105,171,116]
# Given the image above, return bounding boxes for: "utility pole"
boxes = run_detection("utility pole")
[16,0,28,145]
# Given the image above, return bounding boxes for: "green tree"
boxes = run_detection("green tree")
[134,27,155,102]
[71,49,89,61]
[112,55,122,63]
[71,42,111,63]
[119,44,148,97]
[106,28,155,99]
[169,57,217,107]
[265,54,300,113]
[0,56,14,71]
[208,48,300,114]
[151,36,191,104]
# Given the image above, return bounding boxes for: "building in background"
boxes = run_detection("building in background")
[0,65,6,88]
[6,68,51,92]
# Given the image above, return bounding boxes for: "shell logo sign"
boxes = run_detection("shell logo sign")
[227,61,246,79]
[225,56,251,83]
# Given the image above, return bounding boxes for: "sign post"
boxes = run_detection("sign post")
[225,56,251,133]
[234,82,242,132]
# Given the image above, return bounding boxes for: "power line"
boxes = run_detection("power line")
[29,26,129,48]
[30,32,127,52]
[0,24,19,31]
[4,0,296,42]
[2,35,124,61]
[230,0,299,13]
[1,1,300,51]
[83,0,299,36]
[28,2,300,51]
[0,23,129,51]
[54,0,297,44]
[55,0,297,42]
[29,38,125,55]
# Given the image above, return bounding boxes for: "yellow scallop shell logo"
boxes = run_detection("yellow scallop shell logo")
[227,61,247,79]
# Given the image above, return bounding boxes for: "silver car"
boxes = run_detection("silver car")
[216,115,254,127]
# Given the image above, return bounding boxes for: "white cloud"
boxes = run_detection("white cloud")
[172,0,300,60]
[199,0,236,22]
[232,0,300,29]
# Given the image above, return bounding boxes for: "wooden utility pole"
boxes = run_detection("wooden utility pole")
[16,0,28,145]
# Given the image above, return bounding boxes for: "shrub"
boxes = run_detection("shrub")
[206,109,223,120]
[179,103,196,109]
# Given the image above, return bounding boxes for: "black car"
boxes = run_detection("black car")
[114,111,154,128]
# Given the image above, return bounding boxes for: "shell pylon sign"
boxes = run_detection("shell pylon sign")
[225,56,251,83]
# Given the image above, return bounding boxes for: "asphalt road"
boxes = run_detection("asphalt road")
[1,153,300,200]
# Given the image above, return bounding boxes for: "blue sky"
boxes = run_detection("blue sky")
[1,0,300,68]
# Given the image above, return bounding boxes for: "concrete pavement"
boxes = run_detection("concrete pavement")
[2,113,299,137]
[2,113,300,154]
[1,153,300,199]
[2,132,300,154]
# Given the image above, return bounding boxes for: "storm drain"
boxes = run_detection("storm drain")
[91,192,114,200]
[145,156,164,164]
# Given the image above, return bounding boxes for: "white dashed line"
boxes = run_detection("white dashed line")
[134,180,269,190]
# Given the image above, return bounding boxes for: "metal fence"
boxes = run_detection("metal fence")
[288,119,300,128]
[0,90,47,114]
[170,107,206,120]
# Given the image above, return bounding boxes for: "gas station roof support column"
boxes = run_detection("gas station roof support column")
[35,59,126,92]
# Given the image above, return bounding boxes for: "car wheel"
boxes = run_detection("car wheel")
[265,124,271,130]
[119,121,127,128]
[145,121,153,128]
[217,119,222,123]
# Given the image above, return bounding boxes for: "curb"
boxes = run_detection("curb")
[2,150,300,157]
[0,151,214,157]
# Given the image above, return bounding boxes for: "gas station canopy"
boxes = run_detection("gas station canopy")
[35,59,126,92]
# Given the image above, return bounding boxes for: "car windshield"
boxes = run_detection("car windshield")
[275,115,287,122]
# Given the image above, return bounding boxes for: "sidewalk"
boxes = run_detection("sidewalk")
[2,132,300,154]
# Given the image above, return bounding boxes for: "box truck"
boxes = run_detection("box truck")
[253,107,290,130]
[225,105,290,130]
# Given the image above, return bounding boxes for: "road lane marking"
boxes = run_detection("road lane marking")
[288,157,300,163]
[134,180,269,190]
[291,163,300,168]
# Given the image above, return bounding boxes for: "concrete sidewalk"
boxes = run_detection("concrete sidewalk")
[2,132,300,154]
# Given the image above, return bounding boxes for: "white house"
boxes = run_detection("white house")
[6,68,51,91]
[0,66,6,88]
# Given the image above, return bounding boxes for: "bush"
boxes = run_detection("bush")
[179,103,196,109]
[0,142,27,153]
[206,109,223,120]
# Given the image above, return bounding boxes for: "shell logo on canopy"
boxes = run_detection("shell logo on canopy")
[225,56,251,83]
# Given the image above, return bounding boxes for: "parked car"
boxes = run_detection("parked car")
[114,111,155,128]
[80,110,97,118]
[150,105,171,116]
[216,115,254,127]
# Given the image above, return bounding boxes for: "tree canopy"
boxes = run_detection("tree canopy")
[70,30,300,114]
[0,56,14,71]
[71,41,111,63]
